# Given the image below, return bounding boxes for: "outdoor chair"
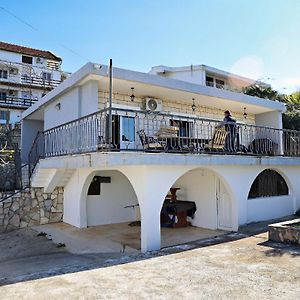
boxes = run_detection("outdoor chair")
[137,129,165,152]
[204,127,229,152]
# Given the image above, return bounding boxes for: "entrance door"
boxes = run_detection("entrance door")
[120,115,136,150]
[216,179,232,230]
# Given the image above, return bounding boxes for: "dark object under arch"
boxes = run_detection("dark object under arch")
[248,169,289,199]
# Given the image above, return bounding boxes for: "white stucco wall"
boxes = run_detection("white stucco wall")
[44,80,98,130]
[174,169,218,230]
[255,111,283,129]
[21,119,44,163]
[86,170,138,226]
[247,195,294,223]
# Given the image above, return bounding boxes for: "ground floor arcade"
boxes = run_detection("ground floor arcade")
[31,153,300,252]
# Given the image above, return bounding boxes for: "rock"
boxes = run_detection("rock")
[51,207,57,213]
[57,194,63,204]
[44,200,52,211]
[20,221,28,228]
[51,194,56,200]
[43,194,48,200]
[40,208,45,217]
[9,214,20,227]
[29,212,40,221]
[56,204,63,213]
[32,199,38,208]
[49,213,63,223]
[35,190,42,197]
[40,217,49,225]
[11,202,19,211]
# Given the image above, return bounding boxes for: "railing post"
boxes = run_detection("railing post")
[108,59,113,151]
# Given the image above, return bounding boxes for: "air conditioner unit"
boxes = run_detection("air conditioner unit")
[36,57,44,64]
[9,68,18,75]
[142,97,162,112]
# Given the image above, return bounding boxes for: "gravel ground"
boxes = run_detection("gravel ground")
[1,229,300,299]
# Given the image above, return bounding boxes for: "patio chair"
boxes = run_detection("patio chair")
[205,127,229,152]
[137,129,165,152]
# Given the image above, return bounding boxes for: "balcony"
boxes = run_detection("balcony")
[0,96,38,108]
[205,81,241,93]
[28,108,300,174]
[21,75,61,89]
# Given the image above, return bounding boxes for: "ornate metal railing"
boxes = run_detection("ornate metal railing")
[21,75,61,88]
[30,108,300,160]
[0,96,38,108]
[28,131,45,177]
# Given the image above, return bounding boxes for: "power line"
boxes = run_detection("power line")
[0,6,91,62]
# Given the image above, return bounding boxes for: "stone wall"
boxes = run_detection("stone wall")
[0,187,63,233]
[269,218,300,245]
[98,91,256,124]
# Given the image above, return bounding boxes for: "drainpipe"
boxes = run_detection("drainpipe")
[108,59,113,151]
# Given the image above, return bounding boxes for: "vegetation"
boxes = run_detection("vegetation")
[243,84,300,131]
[243,84,286,102]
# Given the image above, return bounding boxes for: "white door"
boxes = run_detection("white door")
[216,179,232,230]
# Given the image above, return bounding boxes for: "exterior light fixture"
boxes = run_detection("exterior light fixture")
[191,98,196,112]
[130,87,135,102]
[55,103,61,110]
[243,107,247,119]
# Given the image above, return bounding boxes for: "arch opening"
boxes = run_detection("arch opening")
[159,168,235,247]
[248,169,289,199]
[246,168,294,224]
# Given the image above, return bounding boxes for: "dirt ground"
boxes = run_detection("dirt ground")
[0,219,300,299]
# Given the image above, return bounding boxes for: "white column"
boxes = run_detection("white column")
[119,165,190,252]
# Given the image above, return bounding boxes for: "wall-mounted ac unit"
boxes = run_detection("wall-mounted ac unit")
[36,57,44,64]
[9,68,18,75]
[142,97,162,112]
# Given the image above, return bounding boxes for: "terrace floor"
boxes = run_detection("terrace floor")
[1,218,300,299]
[32,222,225,254]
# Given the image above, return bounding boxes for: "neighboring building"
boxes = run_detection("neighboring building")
[0,41,68,125]
[21,62,300,252]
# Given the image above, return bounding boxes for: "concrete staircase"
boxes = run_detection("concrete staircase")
[31,164,75,192]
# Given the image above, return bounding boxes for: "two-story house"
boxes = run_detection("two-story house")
[0,41,67,125]
[20,62,300,252]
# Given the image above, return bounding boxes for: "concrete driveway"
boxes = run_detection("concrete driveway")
[1,224,300,299]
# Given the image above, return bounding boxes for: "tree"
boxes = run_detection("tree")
[284,91,300,111]
[243,84,285,101]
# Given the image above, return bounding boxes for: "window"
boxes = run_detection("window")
[42,72,52,81]
[0,91,6,100]
[248,169,288,199]
[122,116,135,142]
[216,79,225,89]
[0,70,8,79]
[22,55,33,64]
[206,76,214,87]
[87,176,111,195]
[170,119,193,137]
[88,176,101,195]
[0,110,9,121]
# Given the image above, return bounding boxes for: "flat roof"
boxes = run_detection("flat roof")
[22,62,285,120]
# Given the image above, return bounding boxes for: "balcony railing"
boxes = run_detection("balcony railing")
[21,75,61,88]
[0,96,38,108]
[25,107,300,165]
[205,81,241,93]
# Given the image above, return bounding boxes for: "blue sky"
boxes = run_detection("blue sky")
[1,0,300,92]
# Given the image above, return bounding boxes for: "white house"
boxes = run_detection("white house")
[21,62,300,252]
[0,41,68,125]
